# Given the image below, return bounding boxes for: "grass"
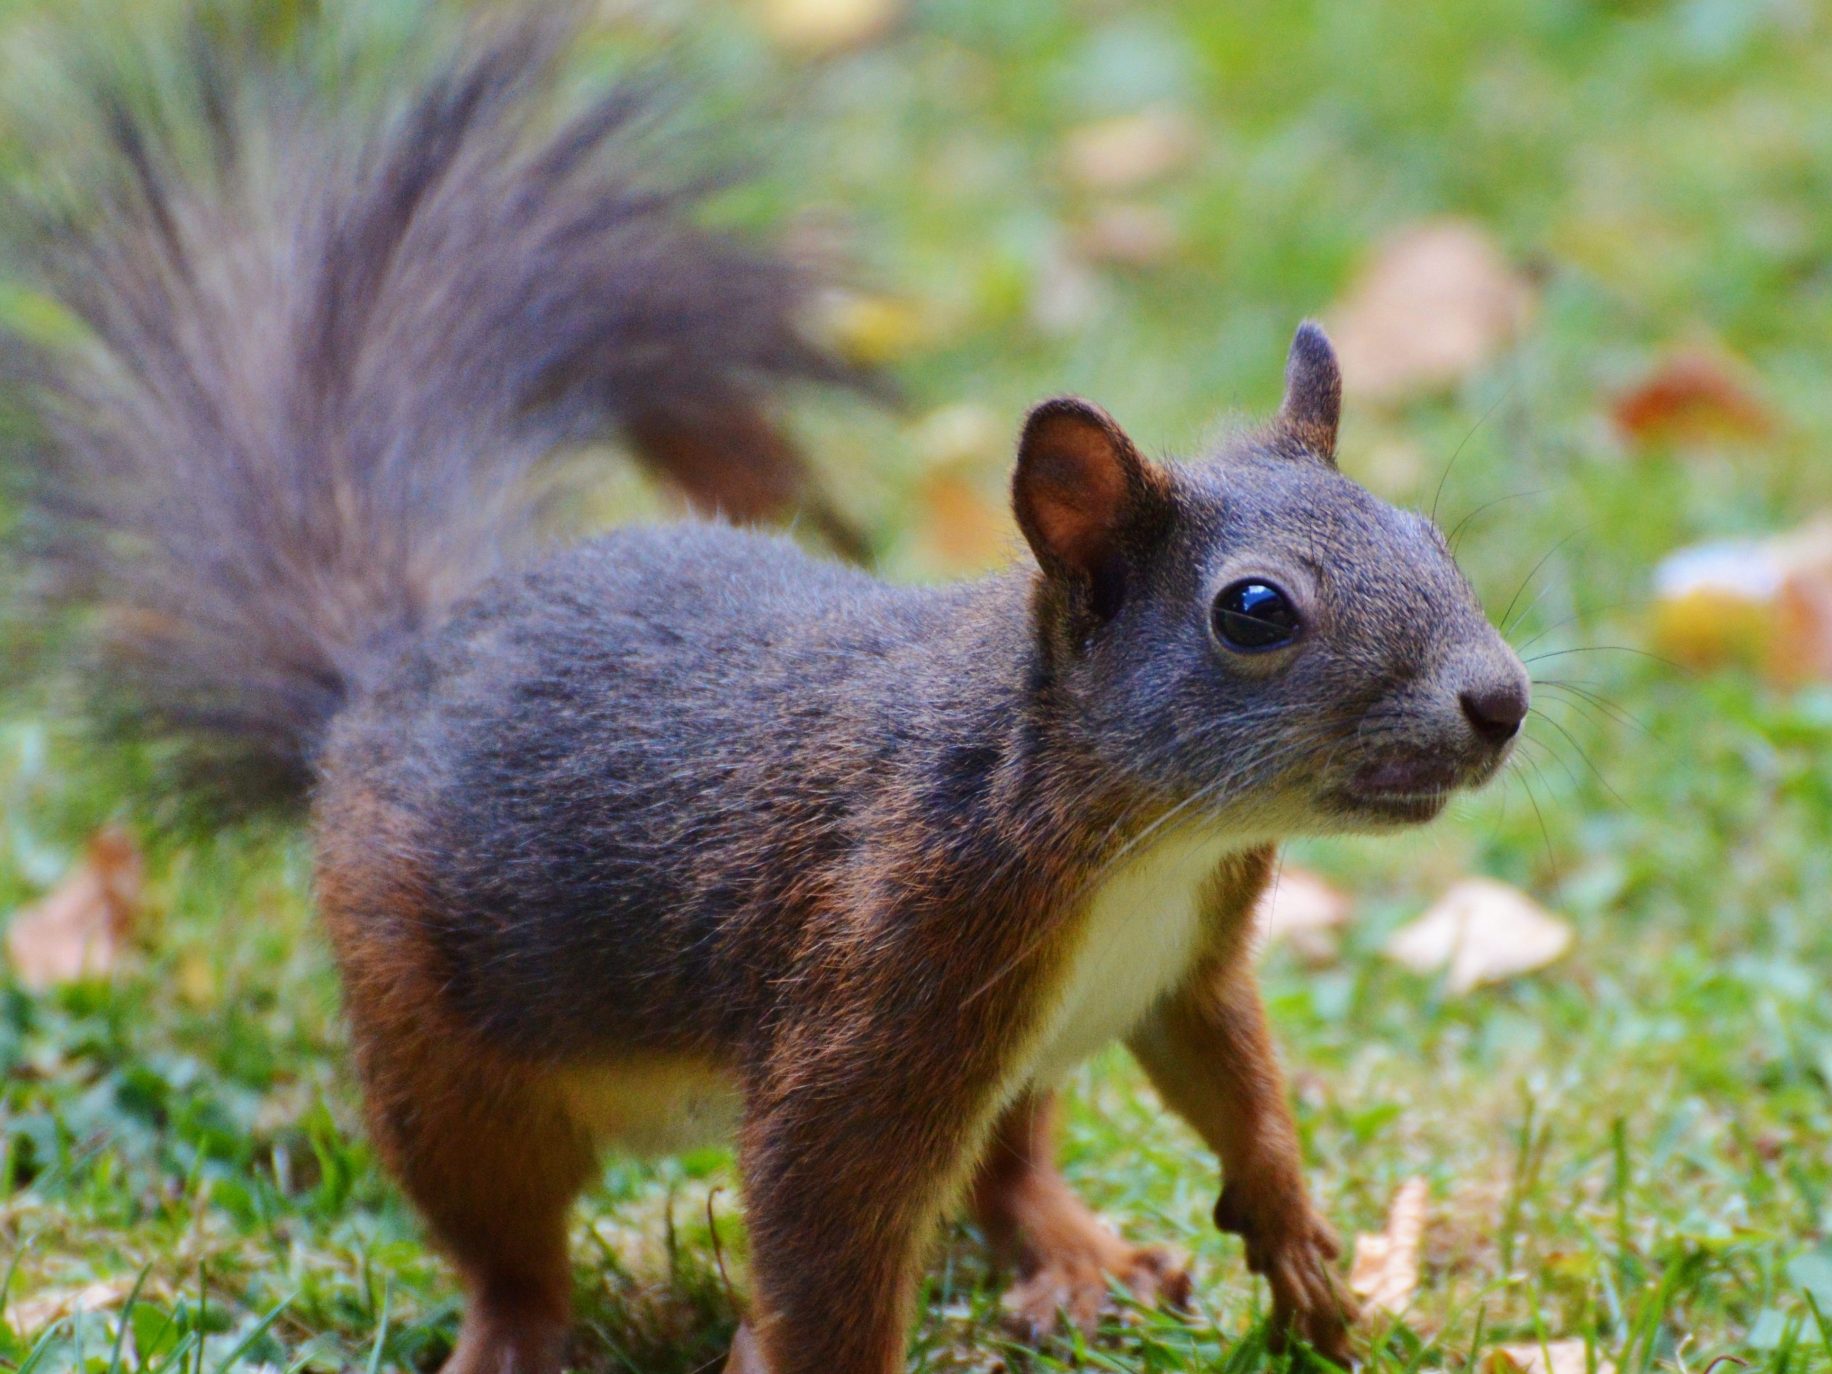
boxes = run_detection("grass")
[5,0,1832,1369]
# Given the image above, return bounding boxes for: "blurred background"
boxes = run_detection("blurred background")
[3,0,1831,1370]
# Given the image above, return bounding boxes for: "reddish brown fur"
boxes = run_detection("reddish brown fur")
[626,394,869,563]
[316,787,595,1373]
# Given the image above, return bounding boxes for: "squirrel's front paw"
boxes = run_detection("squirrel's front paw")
[1215,1183,1357,1365]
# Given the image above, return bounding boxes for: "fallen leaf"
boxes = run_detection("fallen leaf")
[1481,1339,1614,1374]
[912,403,1003,472]
[176,949,217,1008]
[1030,239,1106,337]
[912,470,1011,574]
[1350,1177,1427,1317]
[1061,110,1199,192]
[5,827,143,990]
[1328,219,1534,403]
[1650,540,1781,672]
[1253,865,1352,966]
[1652,515,1832,682]
[1611,347,1774,448]
[1778,538,1832,684]
[1383,878,1571,994]
[752,0,900,56]
[1074,202,1182,268]
[1359,435,1431,499]
[6,1278,137,1333]
[810,289,930,366]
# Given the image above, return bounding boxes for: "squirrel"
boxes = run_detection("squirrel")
[6,14,1532,1374]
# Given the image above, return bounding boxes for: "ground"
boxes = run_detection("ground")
[4,0,1832,1370]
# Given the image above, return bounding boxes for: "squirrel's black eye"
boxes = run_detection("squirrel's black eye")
[1212,580,1301,652]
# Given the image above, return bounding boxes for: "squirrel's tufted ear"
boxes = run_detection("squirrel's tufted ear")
[1275,320,1342,464]
[1013,397,1171,611]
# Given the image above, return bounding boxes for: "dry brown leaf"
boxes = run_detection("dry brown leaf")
[6,1278,137,1333]
[1777,536,1832,684]
[1349,1176,1427,1318]
[5,828,143,991]
[912,471,1012,574]
[1383,878,1571,994]
[1253,865,1352,966]
[1061,110,1199,192]
[1328,219,1534,403]
[752,0,900,55]
[1611,347,1774,448]
[1031,239,1105,337]
[1481,1339,1614,1374]
[1075,203,1182,268]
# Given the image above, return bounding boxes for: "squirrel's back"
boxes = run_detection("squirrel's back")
[322,522,1032,1057]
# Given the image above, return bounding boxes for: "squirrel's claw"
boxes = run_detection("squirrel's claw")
[1266,1250,1358,1367]
[1215,1182,1357,1365]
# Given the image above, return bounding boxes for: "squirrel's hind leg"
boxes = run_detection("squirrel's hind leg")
[970,1090,1190,1343]
[320,858,597,1374]
[352,1007,597,1374]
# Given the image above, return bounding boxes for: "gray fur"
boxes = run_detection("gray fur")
[2,14,862,801]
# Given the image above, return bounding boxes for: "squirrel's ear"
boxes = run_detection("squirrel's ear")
[1013,397,1171,602]
[1275,320,1341,464]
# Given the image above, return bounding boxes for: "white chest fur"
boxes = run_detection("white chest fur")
[1025,829,1244,1085]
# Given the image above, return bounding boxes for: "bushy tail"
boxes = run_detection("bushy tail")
[3,15,868,805]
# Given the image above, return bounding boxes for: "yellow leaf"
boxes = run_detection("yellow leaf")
[811,290,930,367]
[1327,219,1534,403]
[1383,878,1571,994]
[1652,516,1832,683]
[5,828,144,991]
[752,0,900,56]
[1349,1177,1427,1318]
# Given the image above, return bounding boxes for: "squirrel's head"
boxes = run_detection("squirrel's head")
[1013,321,1529,837]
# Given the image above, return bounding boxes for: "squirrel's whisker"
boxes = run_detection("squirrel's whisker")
[1430,381,1516,526]
[1523,644,1684,671]
[1535,680,1649,737]
[1510,750,1563,892]
[1510,595,1655,655]
[1531,688,1621,743]
[1446,489,1543,557]
[1500,524,1594,638]
[1529,712,1629,811]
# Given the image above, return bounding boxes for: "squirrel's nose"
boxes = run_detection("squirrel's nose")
[1460,679,1529,745]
